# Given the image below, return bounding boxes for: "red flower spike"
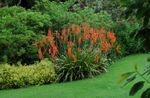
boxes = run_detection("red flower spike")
[72,24,76,32]
[77,48,81,52]
[67,47,72,57]
[106,31,116,45]
[67,27,71,35]
[95,55,100,63]
[38,48,43,61]
[75,26,81,35]
[51,53,56,60]
[68,41,74,47]
[52,45,58,54]
[48,29,54,46]
[116,44,121,52]
[48,48,51,54]
[33,41,38,47]
[72,55,77,62]
[99,26,105,39]
[78,37,82,45]
[62,28,67,42]
[100,41,111,52]
[43,36,47,44]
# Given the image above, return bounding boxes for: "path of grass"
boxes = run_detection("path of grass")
[0,54,149,98]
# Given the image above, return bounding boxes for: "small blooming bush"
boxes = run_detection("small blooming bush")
[35,21,121,82]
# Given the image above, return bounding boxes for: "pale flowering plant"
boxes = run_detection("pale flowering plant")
[34,21,121,82]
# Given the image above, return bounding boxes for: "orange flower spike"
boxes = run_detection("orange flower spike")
[52,45,58,54]
[33,40,38,47]
[92,29,98,44]
[67,47,72,57]
[95,55,100,63]
[100,41,111,53]
[62,28,67,42]
[90,40,94,46]
[72,24,76,32]
[40,39,43,47]
[106,31,111,38]
[68,41,74,47]
[62,28,66,37]
[78,37,82,45]
[38,47,43,61]
[67,27,71,35]
[48,29,54,45]
[116,44,121,52]
[48,28,51,33]
[51,53,56,60]
[105,41,111,52]
[43,36,47,44]
[99,26,105,39]
[77,48,81,52]
[90,27,94,34]
[72,55,77,62]
[48,48,51,54]
[110,32,116,45]
[107,31,116,45]
[89,47,93,52]
[75,26,81,35]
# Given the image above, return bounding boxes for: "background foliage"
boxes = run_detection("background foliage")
[0,6,51,64]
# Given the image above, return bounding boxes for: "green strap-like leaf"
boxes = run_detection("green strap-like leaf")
[129,81,145,96]
[141,87,150,98]
[118,72,135,83]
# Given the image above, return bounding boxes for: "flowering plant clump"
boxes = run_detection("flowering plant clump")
[34,21,121,82]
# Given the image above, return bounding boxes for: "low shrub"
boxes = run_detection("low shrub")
[35,22,121,82]
[0,59,56,89]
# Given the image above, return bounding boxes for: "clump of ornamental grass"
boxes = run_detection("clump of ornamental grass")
[34,21,121,82]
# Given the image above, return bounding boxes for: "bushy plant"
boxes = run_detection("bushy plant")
[114,18,143,55]
[0,59,56,89]
[0,6,51,64]
[35,22,120,82]
[32,0,115,30]
[119,57,150,98]
[119,0,150,52]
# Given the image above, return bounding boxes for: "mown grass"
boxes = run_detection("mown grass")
[0,54,149,98]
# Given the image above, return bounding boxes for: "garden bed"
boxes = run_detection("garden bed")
[0,54,149,98]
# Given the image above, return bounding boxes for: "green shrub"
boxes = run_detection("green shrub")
[119,0,150,53]
[32,0,115,30]
[0,59,56,89]
[0,6,51,64]
[114,18,143,55]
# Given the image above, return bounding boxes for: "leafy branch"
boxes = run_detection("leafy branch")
[119,57,150,98]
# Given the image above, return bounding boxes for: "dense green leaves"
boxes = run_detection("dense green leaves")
[118,0,150,52]
[0,6,52,64]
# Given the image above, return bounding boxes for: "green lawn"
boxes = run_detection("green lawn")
[0,54,149,98]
